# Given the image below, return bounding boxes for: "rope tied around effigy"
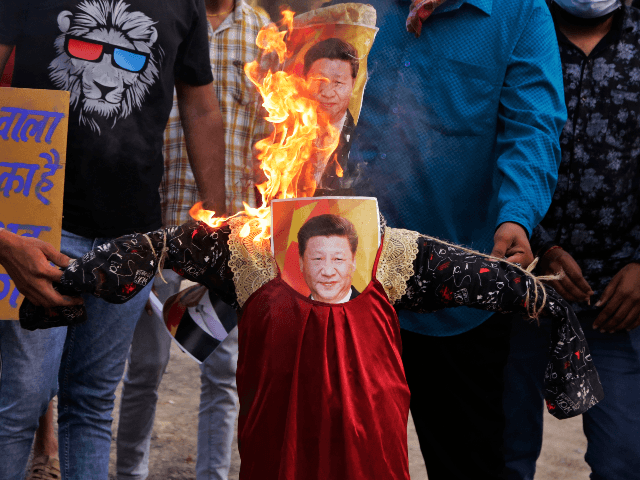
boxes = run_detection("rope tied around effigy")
[143,231,170,284]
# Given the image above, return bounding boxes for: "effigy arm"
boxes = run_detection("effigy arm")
[379,228,604,420]
[19,222,238,330]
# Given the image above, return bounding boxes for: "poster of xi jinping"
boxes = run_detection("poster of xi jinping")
[271,197,379,303]
[284,3,377,193]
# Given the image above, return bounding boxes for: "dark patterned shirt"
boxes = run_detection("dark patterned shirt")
[531,5,640,314]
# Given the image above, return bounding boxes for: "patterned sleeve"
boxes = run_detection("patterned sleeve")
[19,222,238,330]
[393,233,604,420]
[396,235,536,315]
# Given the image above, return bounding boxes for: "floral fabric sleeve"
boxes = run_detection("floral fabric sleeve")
[393,233,604,420]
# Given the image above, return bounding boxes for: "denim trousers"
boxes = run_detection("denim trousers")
[0,229,152,480]
[116,271,239,480]
[503,313,640,480]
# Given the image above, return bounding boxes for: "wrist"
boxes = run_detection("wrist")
[543,245,563,258]
[540,246,565,270]
[496,221,530,239]
[0,228,15,262]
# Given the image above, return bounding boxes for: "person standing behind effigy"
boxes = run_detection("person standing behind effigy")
[115,1,271,479]
[327,0,567,477]
[0,0,226,478]
[503,1,640,479]
[1,44,71,480]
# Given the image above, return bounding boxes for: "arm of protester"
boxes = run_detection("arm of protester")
[0,44,13,75]
[252,101,273,187]
[537,246,592,303]
[176,79,227,216]
[491,221,534,268]
[492,4,566,269]
[0,228,82,308]
[389,229,603,419]
[593,263,640,333]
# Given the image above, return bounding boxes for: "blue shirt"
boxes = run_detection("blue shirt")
[341,0,567,335]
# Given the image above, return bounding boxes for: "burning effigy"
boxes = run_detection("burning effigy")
[20,4,603,479]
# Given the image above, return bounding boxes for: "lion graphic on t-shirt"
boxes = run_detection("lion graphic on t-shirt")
[48,0,164,134]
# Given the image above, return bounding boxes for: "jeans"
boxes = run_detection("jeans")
[0,229,152,480]
[0,322,66,480]
[503,313,640,480]
[116,271,176,480]
[196,327,239,480]
[116,272,239,480]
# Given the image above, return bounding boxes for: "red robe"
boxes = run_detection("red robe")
[237,247,411,480]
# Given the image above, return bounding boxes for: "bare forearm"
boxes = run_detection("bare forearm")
[0,44,13,77]
[177,81,227,215]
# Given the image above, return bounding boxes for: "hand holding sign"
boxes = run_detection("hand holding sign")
[0,87,69,318]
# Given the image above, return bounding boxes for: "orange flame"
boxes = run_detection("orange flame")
[333,154,344,178]
[190,9,340,241]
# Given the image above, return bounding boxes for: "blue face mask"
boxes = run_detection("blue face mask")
[554,0,621,18]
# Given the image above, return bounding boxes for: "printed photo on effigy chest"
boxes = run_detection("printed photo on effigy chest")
[271,197,380,302]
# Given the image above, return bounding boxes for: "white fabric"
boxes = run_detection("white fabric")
[188,293,230,342]
[554,0,621,18]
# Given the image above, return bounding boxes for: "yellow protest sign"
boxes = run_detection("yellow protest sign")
[0,87,69,320]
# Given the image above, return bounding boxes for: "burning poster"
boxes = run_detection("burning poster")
[0,88,69,320]
[271,197,379,302]
[189,3,378,256]
[284,3,376,127]
[283,4,377,195]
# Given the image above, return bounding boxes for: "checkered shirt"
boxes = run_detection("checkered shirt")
[160,0,271,226]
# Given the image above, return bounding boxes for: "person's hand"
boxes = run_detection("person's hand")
[491,222,534,268]
[593,263,640,333]
[0,231,83,308]
[538,246,593,303]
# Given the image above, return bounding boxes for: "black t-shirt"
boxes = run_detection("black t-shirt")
[0,0,213,238]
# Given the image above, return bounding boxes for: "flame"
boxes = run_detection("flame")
[189,202,226,228]
[190,9,340,241]
[333,154,344,178]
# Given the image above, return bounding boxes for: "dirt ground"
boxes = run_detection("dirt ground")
[105,341,591,480]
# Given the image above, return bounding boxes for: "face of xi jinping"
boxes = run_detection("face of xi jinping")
[300,235,357,303]
[307,58,355,125]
